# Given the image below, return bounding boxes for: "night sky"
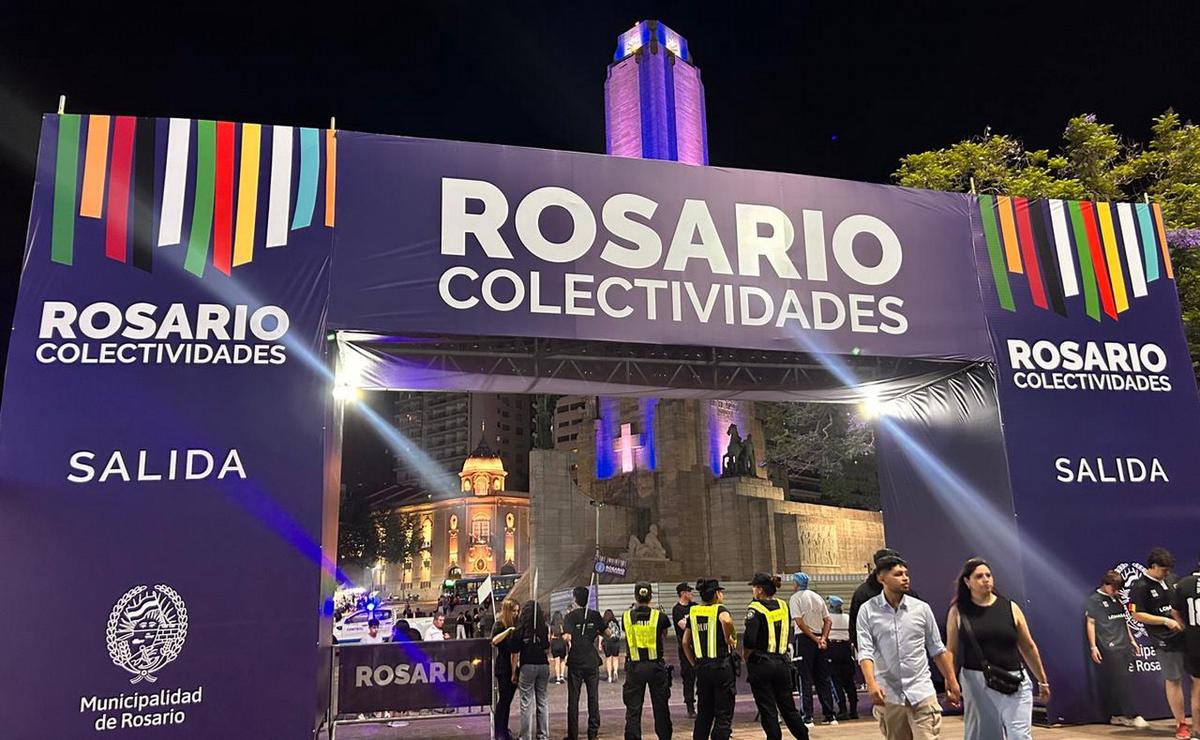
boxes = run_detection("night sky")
[0,2,1195,422]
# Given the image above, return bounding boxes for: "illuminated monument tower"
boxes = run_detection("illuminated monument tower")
[526,22,883,593]
[604,20,708,165]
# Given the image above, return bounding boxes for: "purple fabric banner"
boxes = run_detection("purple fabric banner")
[5,114,1199,736]
[327,134,994,362]
[0,115,337,738]
[969,196,1200,723]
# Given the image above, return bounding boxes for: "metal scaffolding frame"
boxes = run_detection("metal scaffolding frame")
[337,332,975,397]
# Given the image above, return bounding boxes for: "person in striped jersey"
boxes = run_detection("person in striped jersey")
[744,572,809,740]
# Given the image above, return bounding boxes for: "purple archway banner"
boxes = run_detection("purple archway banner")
[326,133,994,362]
[0,115,337,738]
[967,195,1200,723]
[3,115,1199,736]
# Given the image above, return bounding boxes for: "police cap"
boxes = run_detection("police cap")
[697,578,724,602]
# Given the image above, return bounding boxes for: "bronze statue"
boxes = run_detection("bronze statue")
[721,424,755,477]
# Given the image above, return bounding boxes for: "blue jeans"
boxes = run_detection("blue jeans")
[519,663,550,740]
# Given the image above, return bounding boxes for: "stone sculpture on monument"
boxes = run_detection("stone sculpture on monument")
[624,523,668,560]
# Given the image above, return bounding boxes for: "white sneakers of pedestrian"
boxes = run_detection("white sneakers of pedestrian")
[1110,716,1150,729]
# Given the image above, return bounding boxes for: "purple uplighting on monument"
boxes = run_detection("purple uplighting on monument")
[604,20,707,165]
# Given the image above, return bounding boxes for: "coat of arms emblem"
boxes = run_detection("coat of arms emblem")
[106,585,188,684]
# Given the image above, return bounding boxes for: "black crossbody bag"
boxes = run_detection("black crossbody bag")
[959,612,1024,695]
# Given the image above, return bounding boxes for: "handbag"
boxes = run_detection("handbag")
[959,611,1024,695]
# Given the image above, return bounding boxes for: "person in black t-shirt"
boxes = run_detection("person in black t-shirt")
[672,581,698,718]
[550,625,568,683]
[513,600,551,740]
[1170,558,1200,728]
[1129,548,1189,740]
[1084,570,1147,728]
[562,586,609,740]
[848,549,898,650]
[684,579,737,740]
[491,600,521,740]
[621,582,673,740]
[744,572,808,740]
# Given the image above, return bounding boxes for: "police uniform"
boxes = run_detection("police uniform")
[623,583,673,740]
[744,575,809,740]
[672,582,698,717]
[688,579,736,740]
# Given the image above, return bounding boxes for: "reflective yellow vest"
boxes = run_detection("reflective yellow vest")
[623,608,661,661]
[689,604,732,660]
[747,598,790,654]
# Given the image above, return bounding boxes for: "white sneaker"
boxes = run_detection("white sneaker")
[1131,716,1149,729]
[804,722,815,730]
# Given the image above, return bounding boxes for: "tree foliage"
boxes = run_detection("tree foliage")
[761,403,876,506]
[337,491,422,570]
[896,110,1200,378]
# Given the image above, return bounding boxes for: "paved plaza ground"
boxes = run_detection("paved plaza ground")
[327,668,1183,739]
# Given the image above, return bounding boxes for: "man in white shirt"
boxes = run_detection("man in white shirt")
[857,556,960,740]
[361,619,386,644]
[424,612,447,641]
[788,572,837,726]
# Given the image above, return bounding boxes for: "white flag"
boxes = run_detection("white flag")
[478,574,493,605]
[533,569,540,628]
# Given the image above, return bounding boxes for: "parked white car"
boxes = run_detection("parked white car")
[332,607,396,644]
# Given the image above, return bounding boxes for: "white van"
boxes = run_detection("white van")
[332,607,396,644]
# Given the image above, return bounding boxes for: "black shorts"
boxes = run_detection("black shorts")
[1186,651,1200,679]
[603,639,622,657]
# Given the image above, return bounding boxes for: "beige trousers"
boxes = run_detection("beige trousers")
[872,695,942,740]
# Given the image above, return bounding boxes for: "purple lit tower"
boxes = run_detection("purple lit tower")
[593,21,709,479]
[605,20,708,165]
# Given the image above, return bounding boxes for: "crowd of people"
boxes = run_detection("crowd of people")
[344,545,1200,740]
[478,546,1200,740]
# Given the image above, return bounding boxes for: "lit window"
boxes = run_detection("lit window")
[471,515,491,544]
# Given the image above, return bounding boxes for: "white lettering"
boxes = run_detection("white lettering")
[440,178,512,259]
[600,193,661,269]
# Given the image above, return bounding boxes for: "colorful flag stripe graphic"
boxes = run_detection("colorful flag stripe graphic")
[48,114,335,275]
[978,195,1174,321]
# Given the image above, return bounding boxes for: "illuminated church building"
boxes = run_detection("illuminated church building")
[384,434,531,596]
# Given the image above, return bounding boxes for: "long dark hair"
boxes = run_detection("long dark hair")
[954,557,1000,608]
[518,599,548,645]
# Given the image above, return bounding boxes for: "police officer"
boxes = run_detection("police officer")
[744,573,809,740]
[683,579,737,740]
[672,582,698,719]
[622,581,673,740]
